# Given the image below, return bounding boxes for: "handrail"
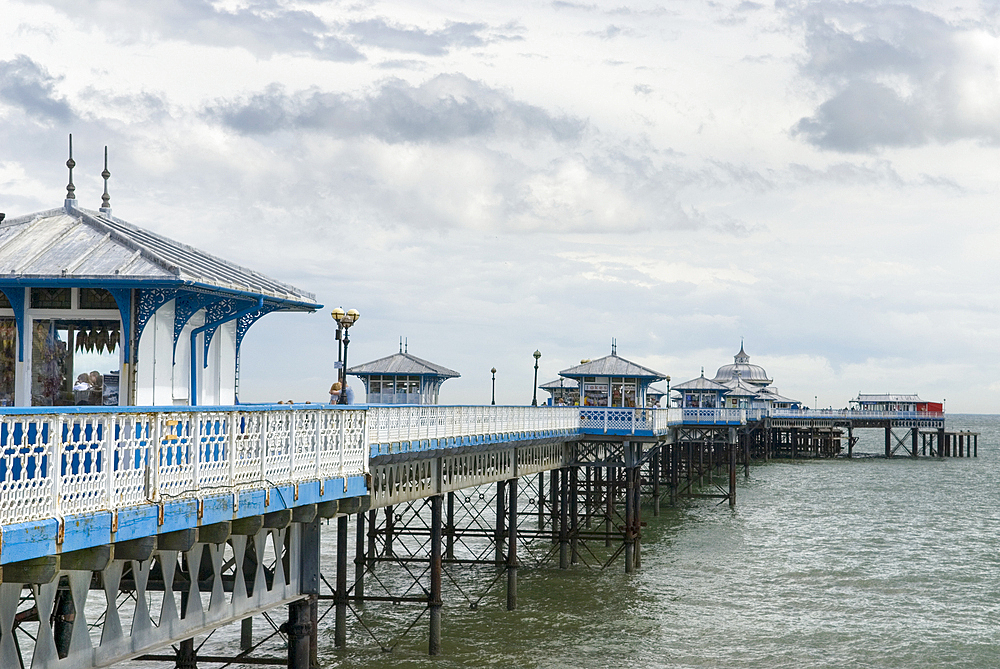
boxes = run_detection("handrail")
[0,403,946,531]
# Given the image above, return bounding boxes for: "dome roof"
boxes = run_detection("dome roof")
[712,343,772,386]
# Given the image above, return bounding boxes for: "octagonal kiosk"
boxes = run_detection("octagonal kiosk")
[0,197,319,407]
[349,348,459,404]
[557,351,666,408]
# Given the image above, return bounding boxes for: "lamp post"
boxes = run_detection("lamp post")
[331,308,360,404]
[665,375,671,408]
[531,350,541,407]
[491,367,497,406]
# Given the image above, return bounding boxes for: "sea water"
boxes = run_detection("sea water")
[191,415,1000,669]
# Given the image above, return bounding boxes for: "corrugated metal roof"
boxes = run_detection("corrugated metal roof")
[672,375,729,391]
[559,354,666,380]
[349,352,460,378]
[0,205,317,307]
[855,393,923,402]
[540,378,576,389]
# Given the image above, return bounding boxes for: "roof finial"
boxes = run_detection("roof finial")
[65,134,76,203]
[611,338,617,355]
[405,337,408,354]
[100,145,111,213]
[399,336,403,354]
[701,366,704,377]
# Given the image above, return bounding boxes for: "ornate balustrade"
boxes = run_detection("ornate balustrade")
[0,405,368,528]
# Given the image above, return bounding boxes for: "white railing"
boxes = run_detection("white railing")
[365,405,579,445]
[577,407,678,435]
[678,408,747,424]
[769,409,945,421]
[0,405,368,527]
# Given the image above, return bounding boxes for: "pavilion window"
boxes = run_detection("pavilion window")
[0,292,10,309]
[30,287,71,309]
[0,318,14,405]
[79,288,118,310]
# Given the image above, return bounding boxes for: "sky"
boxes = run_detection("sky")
[0,0,998,411]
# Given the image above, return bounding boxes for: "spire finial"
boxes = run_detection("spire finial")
[611,338,617,355]
[65,134,76,202]
[399,336,403,354]
[405,337,408,354]
[100,145,111,212]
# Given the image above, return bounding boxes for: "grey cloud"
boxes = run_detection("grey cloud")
[346,18,497,56]
[587,25,632,39]
[206,74,585,144]
[0,55,74,123]
[793,80,929,151]
[24,0,363,62]
[790,3,1000,151]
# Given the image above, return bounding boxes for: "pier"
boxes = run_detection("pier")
[0,160,976,668]
[0,402,974,668]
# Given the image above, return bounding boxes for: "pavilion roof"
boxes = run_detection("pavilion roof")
[559,354,665,380]
[349,352,460,378]
[0,204,318,309]
[672,374,729,391]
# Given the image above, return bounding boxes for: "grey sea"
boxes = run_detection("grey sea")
[195,414,1000,669]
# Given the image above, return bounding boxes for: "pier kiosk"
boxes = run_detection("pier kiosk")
[556,350,667,408]
[349,346,459,404]
[0,189,319,407]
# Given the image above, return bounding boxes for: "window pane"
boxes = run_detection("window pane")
[0,292,10,309]
[0,318,14,405]
[30,288,71,309]
[80,288,118,310]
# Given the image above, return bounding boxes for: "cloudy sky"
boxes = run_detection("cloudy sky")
[1,0,998,411]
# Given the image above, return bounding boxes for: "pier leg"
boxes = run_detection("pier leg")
[550,470,559,542]
[559,468,570,569]
[537,472,545,530]
[495,481,506,567]
[366,509,376,568]
[446,492,456,560]
[335,515,348,648]
[385,505,395,558]
[670,441,679,506]
[911,429,918,458]
[177,638,196,669]
[303,516,321,669]
[652,449,660,517]
[240,617,252,651]
[355,512,366,602]
[570,466,579,565]
[848,426,854,458]
[507,478,518,611]
[624,457,634,574]
[885,426,891,458]
[605,466,614,547]
[287,599,312,669]
[633,443,642,570]
[429,495,443,656]
[585,467,593,528]
[729,428,737,508]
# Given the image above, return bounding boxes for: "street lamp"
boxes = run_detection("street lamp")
[531,350,541,407]
[665,375,671,408]
[491,367,497,406]
[331,308,360,404]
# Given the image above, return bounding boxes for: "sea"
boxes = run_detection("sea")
[197,414,1000,669]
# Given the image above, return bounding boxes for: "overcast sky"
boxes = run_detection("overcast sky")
[1,0,998,411]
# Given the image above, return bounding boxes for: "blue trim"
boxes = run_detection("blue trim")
[0,277,321,312]
[135,288,177,342]
[0,474,369,565]
[0,287,26,362]
[172,292,221,363]
[0,403,368,415]
[190,297,262,406]
[106,287,132,364]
